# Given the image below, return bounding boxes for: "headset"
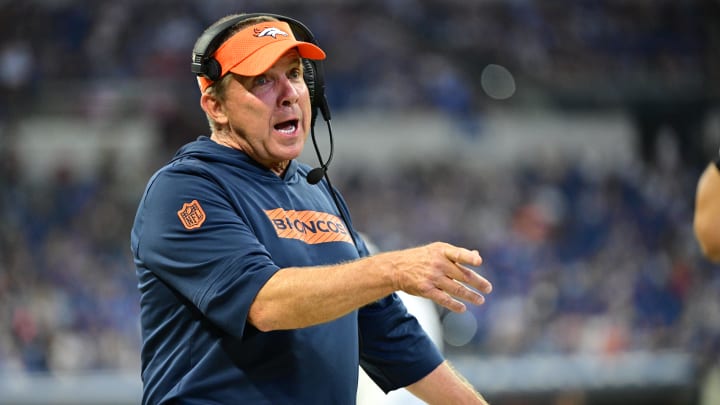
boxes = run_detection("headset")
[191,12,330,126]
[190,13,358,249]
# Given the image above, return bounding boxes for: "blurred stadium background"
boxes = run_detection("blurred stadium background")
[1,0,719,404]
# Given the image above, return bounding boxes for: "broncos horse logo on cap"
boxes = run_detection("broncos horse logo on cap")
[254,27,289,39]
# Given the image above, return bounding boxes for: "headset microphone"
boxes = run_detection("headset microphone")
[305,115,359,250]
[306,118,334,185]
[306,61,332,185]
[306,167,326,185]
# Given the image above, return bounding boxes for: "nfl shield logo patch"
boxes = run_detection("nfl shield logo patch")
[177,200,206,230]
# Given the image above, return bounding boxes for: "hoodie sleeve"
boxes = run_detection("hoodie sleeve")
[358,293,444,393]
[131,163,280,339]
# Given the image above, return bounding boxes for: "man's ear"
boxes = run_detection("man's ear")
[200,93,228,125]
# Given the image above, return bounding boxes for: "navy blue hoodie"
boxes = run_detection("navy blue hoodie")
[131,136,442,404]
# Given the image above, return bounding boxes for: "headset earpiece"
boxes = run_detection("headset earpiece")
[302,60,316,105]
[302,58,330,124]
[191,16,248,79]
[204,59,222,82]
[302,59,322,126]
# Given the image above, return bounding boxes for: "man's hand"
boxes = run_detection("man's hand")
[385,242,492,313]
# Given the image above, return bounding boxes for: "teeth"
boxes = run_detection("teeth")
[277,124,296,134]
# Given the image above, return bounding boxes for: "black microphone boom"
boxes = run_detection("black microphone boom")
[306,118,334,185]
[304,101,360,250]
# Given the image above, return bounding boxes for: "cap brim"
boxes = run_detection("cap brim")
[227,41,326,77]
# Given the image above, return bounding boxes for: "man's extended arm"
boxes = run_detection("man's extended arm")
[248,242,492,331]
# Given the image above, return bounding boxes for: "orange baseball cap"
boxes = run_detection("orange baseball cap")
[197,20,326,91]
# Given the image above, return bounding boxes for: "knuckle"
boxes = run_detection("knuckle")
[416,280,434,296]
[430,241,447,254]
[453,283,467,297]
[454,267,469,283]
[437,294,453,308]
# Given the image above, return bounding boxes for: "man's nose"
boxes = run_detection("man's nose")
[278,76,300,106]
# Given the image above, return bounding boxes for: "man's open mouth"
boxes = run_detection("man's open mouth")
[274,119,298,134]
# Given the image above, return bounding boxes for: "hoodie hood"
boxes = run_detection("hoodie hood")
[170,136,305,183]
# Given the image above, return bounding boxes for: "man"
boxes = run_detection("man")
[695,155,720,262]
[131,13,492,404]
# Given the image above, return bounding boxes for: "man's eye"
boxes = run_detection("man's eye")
[290,68,302,79]
[253,76,269,86]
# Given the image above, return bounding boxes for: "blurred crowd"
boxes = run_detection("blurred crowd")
[0,0,717,116]
[341,158,719,362]
[0,0,719,388]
